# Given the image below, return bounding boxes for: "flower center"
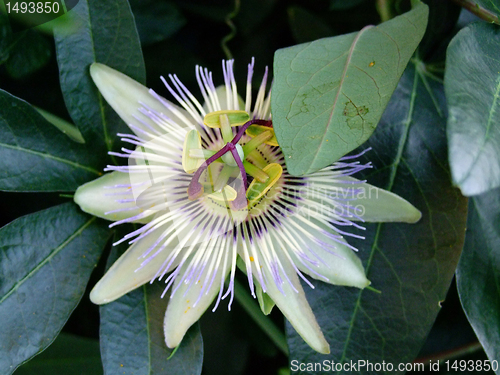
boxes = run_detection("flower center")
[182,110,281,210]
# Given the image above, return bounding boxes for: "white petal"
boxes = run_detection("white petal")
[163,250,230,348]
[283,217,370,288]
[90,63,193,137]
[339,177,422,223]
[74,172,150,223]
[90,227,179,304]
[126,141,185,205]
[254,255,330,354]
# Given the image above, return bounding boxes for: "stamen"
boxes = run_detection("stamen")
[246,163,283,205]
[246,124,278,146]
[182,129,203,173]
[187,149,226,200]
[187,118,273,203]
[219,114,234,144]
[203,110,250,129]
[242,161,269,183]
[221,144,244,167]
[246,149,268,169]
[208,185,237,202]
[242,130,272,154]
[213,165,234,192]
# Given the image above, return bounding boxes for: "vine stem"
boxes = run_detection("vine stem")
[221,0,240,60]
[376,0,393,22]
[233,278,289,355]
[450,0,500,24]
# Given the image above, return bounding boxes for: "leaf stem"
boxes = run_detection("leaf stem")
[167,344,180,360]
[60,0,68,13]
[376,0,393,22]
[365,285,382,294]
[233,279,289,355]
[450,0,500,24]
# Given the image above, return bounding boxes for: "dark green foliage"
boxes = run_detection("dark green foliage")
[286,63,467,373]
[0,203,110,374]
[0,0,499,374]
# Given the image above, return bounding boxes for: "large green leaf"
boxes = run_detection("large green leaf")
[272,2,428,176]
[14,333,102,375]
[456,187,500,373]
[0,89,101,192]
[286,64,467,372]
[54,0,145,153]
[99,229,204,375]
[4,30,51,79]
[445,22,500,196]
[0,15,10,65]
[0,203,111,374]
[0,17,52,79]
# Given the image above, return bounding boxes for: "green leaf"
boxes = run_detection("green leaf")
[286,64,467,370]
[4,30,51,79]
[0,203,111,375]
[99,229,204,375]
[0,89,101,192]
[272,2,428,176]
[0,16,51,76]
[0,15,11,65]
[456,187,500,373]
[14,333,102,375]
[54,0,145,153]
[473,0,500,21]
[445,22,500,196]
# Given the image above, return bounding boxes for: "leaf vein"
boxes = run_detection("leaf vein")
[0,217,97,305]
[307,25,373,171]
[339,65,419,364]
[0,141,101,176]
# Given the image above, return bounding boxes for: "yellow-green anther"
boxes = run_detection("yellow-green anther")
[219,114,234,143]
[242,130,272,155]
[243,161,269,183]
[213,165,235,193]
[246,149,267,169]
[189,149,216,159]
[246,125,278,146]
[204,110,250,128]
[207,185,237,202]
[247,163,283,205]
[182,130,203,173]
